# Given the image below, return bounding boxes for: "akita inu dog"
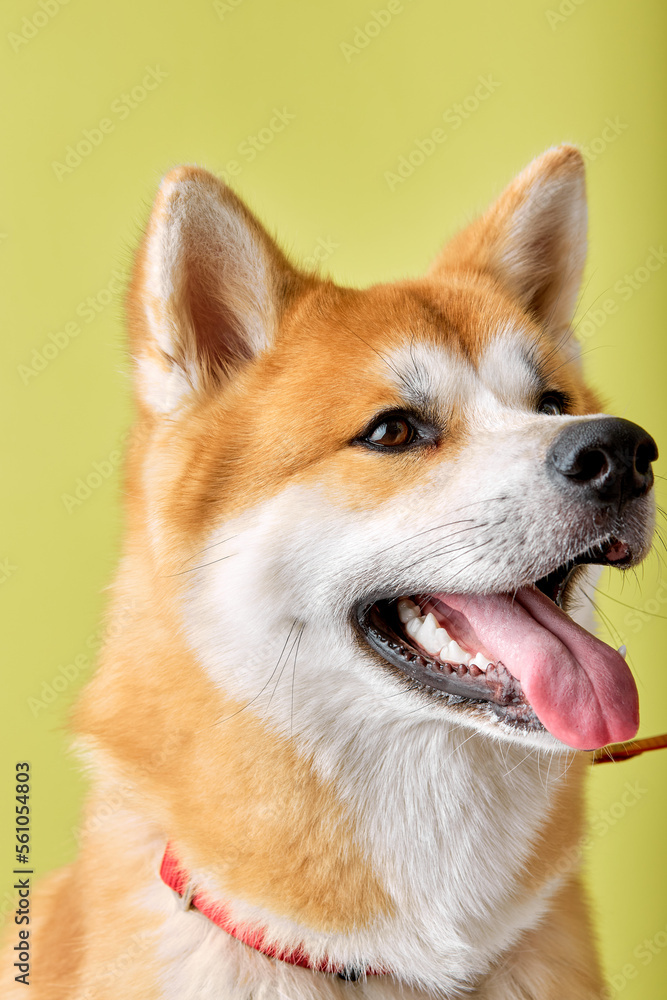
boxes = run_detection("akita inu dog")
[10,145,657,998]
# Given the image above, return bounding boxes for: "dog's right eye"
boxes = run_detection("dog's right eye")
[537,392,568,416]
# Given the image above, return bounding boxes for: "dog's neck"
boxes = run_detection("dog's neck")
[147,725,584,998]
[286,704,584,987]
[79,575,587,996]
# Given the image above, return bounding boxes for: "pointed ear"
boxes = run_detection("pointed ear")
[128,166,302,413]
[430,145,587,341]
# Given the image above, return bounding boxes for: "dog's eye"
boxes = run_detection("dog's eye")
[367,417,415,447]
[538,393,566,416]
[354,410,437,451]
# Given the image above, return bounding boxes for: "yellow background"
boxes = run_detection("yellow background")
[1,0,666,995]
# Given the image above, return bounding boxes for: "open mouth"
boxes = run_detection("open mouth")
[356,538,639,751]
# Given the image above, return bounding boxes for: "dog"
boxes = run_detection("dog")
[6,144,657,998]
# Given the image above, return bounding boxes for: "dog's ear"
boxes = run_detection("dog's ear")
[431,145,587,342]
[128,166,301,413]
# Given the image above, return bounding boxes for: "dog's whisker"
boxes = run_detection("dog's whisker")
[347,329,415,396]
[215,619,299,726]
[390,523,493,563]
[373,518,482,558]
[580,588,626,652]
[399,536,495,575]
[501,747,536,779]
[398,530,506,577]
[535,266,600,379]
[264,625,303,719]
[290,624,305,739]
[440,729,480,763]
[170,552,238,577]
[592,587,667,621]
[191,533,241,557]
[545,344,605,379]
[372,496,511,558]
[414,538,502,586]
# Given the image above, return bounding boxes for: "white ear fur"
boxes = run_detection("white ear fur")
[129,166,298,413]
[432,145,588,354]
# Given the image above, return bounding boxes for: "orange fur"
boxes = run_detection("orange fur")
[3,146,631,999]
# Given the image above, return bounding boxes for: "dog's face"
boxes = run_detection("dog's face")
[128,147,656,761]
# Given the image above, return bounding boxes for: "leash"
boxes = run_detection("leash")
[592,732,667,763]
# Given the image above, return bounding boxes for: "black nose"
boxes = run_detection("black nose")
[547,417,657,508]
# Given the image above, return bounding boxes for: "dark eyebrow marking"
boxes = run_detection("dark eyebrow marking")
[523,342,574,409]
[394,369,432,413]
[377,334,443,413]
[523,343,550,394]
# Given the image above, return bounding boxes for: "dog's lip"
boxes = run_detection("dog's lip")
[354,537,639,744]
[355,536,632,634]
[355,597,544,730]
[533,536,632,607]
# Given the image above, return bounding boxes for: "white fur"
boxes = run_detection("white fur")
[62,152,652,999]
[166,328,652,995]
[137,169,280,413]
[492,162,588,347]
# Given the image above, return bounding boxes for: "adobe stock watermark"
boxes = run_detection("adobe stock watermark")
[59,421,152,515]
[621,579,667,636]
[580,117,628,163]
[340,0,413,63]
[303,236,340,270]
[18,270,124,384]
[78,931,153,999]
[589,780,648,838]
[600,922,667,999]
[218,107,296,184]
[537,779,648,891]
[68,731,181,849]
[61,444,123,513]
[28,599,137,718]
[51,66,168,180]
[575,245,666,344]
[384,75,501,191]
[213,0,247,19]
[59,424,140,514]
[8,0,71,53]
[0,558,17,585]
[545,0,587,30]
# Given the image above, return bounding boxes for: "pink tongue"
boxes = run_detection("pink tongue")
[428,588,638,750]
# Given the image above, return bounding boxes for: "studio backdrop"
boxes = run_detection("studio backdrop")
[2,2,666,997]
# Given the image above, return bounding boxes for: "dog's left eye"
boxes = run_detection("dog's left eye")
[355,410,438,451]
[538,393,566,416]
[367,417,415,447]
[355,410,433,450]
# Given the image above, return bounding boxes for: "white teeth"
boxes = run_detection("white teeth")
[470,653,491,673]
[397,598,420,623]
[440,638,471,665]
[405,616,423,639]
[397,598,492,671]
[618,644,627,660]
[441,640,458,662]
[420,613,444,655]
[434,627,450,649]
[447,640,471,665]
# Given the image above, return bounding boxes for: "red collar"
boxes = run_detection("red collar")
[161,737,667,975]
[159,844,385,979]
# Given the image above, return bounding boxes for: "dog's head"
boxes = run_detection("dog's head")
[126,145,656,757]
